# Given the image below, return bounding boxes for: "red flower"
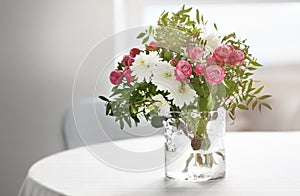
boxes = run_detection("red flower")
[130,48,140,58]
[121,55,134,66]
[109,70,123,85]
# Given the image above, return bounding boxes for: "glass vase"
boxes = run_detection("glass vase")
[164,107,226,182]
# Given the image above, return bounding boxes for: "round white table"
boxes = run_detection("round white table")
[18,132,300,196]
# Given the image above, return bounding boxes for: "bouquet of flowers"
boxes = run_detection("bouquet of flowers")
[99,5,271,131]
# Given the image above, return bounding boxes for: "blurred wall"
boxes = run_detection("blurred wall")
[0,0,114,195]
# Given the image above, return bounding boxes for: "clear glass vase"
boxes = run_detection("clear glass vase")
[164,107,226,182]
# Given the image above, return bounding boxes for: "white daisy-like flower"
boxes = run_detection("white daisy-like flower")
[152,61,176,91]
[202,31,221,53]
[167,82,197,108]
[131,51,161,82]
[152,94,170,116]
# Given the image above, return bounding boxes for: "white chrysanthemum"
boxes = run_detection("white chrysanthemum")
[167,82,197,108]
[131,51,161,82]
[152,61,176,91]
[152,94,170,116]
[202,31,221,52]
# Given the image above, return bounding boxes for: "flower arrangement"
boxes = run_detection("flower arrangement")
[99,5,272,130]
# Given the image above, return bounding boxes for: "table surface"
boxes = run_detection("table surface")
[18,132,300,196]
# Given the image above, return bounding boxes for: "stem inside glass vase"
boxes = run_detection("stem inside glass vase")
[164,108,226,181]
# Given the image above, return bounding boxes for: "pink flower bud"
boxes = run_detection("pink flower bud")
[169,59,177,67]
[194,63,206,76]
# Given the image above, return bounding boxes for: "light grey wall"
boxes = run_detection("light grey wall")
[0,0,114,195]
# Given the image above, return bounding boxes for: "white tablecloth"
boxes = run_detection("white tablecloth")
[18,132,300,196]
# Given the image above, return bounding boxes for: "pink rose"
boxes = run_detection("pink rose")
[121,55,134,66]
[230,50,244,66]
[194,63,206,76]
[187,46,204,61]
[130,48,140,58]
[206,54,216,65]
[213,45,234,64]
[205,65,226,85]
[174,60,192,82]
[123,66,134,83]
[109,70,123,85]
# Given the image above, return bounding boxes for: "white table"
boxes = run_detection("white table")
[18,132,300,196]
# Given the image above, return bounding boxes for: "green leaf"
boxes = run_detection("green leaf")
[105,103,111,115]
[244,72,254,77]
[117,62,123,70]
[124,117,132,128]
[237,104,248,110]
[149,26,153,34]
[206,93,216,111]
[228,111,235,121]
[99,96,110,102]
[180,6,192,13]
[262,103,272,110]
[110,89,123,97]
[151,116,165,128]
[142,36,149,44]
[252,100,258,110]
[258,95,272,100]
[247,96,254,105]
[185,21,195,26]
[252,61,263,67]
[224,80,237,94]
[161,12,169,20]
[196,9,200,24]
[221,33,236,43]
[131,115,140,126]
[119,119,124,129]
[254,86,264,94]
[186,7,192,12]
[136,32,145,39]
[247,67,257,71]
[215,151,225,160]
[201,15,204,24]
[248,80,253,90]
[259,103,262,112]
[214,23,218,31]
